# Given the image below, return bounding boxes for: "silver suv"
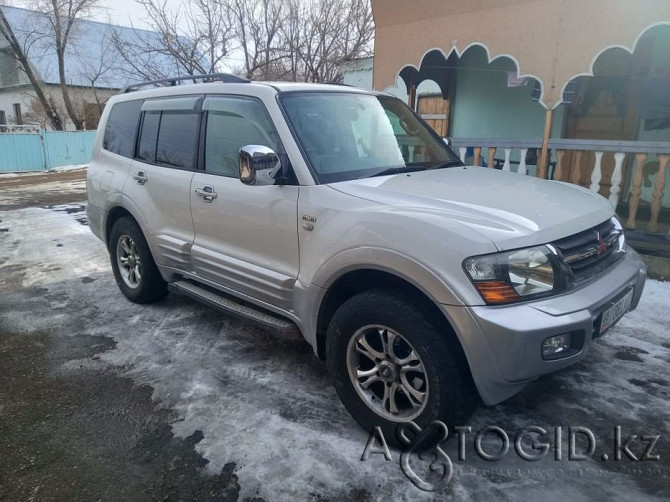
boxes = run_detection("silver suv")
[87,74,647,437]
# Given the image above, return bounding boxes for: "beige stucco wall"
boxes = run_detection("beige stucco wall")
[372,0,670,108]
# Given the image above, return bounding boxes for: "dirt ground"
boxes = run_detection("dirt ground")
[0,170,669,501]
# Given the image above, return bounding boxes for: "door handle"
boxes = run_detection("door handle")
[132,171,148,185]
[194,185,218,203]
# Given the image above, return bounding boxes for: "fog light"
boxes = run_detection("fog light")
[542,333,571,359]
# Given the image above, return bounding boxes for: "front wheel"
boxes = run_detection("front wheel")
[326,290,477,442]
[109,217,167,304]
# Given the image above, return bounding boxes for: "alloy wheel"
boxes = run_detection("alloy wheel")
[346,325,429,422]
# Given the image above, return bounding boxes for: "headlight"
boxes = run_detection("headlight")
[463,245,561,305]
[611,217,626,252]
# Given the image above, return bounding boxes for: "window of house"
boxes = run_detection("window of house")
[103,100,143,158]
[12,103,22,125]
[0,110,6,126]
[203,97,281,177]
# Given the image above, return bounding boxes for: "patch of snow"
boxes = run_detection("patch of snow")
[46,164,88,173]
[0,171,43,178]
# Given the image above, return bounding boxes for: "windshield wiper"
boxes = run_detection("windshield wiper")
[368,165,430,178]
[428,160,464,169]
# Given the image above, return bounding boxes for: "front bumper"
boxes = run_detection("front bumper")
[443,246,647,405]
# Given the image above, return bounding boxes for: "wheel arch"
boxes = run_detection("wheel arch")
[314,267,468,368]
[103,197,149,251]
[105,206,135,248]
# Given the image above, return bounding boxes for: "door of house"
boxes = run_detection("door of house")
[417,94,450,137]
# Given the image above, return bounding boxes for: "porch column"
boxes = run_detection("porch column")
[537,108,555,179]
[408,82,417,111]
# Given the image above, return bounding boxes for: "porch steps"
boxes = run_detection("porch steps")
[169,280,300,337]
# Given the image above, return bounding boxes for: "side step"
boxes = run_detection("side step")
[169,280,300,337]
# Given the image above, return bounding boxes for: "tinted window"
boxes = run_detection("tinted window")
[103,100,142,158]
[137,111,160,164]
[156,112,199,169]
[204,97,281,177]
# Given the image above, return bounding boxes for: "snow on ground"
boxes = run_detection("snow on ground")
[1,204,669,500]
[0,165,87,177]
[46,164,88,173]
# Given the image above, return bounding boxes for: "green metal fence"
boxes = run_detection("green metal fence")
[0,130,96,172]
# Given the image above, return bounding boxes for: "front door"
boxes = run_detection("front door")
[189,95,299,310]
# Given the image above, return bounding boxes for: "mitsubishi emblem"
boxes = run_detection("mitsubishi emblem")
[596,232,607,255]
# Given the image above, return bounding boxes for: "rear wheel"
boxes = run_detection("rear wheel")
[326,290,477,442]
[109,217,167,303]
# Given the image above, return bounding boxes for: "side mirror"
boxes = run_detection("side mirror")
[239,145,282,186]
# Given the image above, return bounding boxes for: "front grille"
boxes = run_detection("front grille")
[553,219,623,283]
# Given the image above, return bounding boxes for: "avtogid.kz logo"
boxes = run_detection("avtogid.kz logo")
[360,421,661,492]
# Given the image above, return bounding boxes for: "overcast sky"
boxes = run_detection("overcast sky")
[6,0,182,29]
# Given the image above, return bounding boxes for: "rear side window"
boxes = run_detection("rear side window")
[135,96,201,170]
[103,100,142,157]
[156,112,199,169]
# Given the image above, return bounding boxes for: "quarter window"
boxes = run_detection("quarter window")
[103,100,142,158]
[137,111,160,164]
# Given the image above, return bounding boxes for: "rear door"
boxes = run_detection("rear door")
[189,95,299,310]
[122,96,202,271]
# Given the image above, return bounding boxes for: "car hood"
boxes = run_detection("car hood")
[328,166,615,250]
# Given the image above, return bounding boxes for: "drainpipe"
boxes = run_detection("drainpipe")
[537,107,555,179]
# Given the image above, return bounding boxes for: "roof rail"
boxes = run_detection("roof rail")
[121,73,250,93]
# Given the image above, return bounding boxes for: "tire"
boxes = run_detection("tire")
[326,289,478,443]
[108,217,167,304]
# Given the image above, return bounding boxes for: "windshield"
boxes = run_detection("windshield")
[279,92,462,183]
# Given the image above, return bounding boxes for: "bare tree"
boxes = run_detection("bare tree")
[29,0,102,130]
[127,0,374,84]
[227,0,374,82]
[291,0,374,83]
[112,0,234,82]
[75,24,118,116]
[228,0,290,80]
[0,6,65,130]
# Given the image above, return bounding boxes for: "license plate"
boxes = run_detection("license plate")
[599,288,634,335]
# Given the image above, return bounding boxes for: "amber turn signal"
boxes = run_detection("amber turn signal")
[473,281,521,304]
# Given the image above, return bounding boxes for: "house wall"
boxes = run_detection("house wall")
[0,85,115,130]
[449,50,565,140]
[372,0,670,109]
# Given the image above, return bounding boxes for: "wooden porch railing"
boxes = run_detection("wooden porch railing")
[449,138,543,175]
[448,138,670,234]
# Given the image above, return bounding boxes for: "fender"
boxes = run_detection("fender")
[312,246,464,306]
[294,246,468,351]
